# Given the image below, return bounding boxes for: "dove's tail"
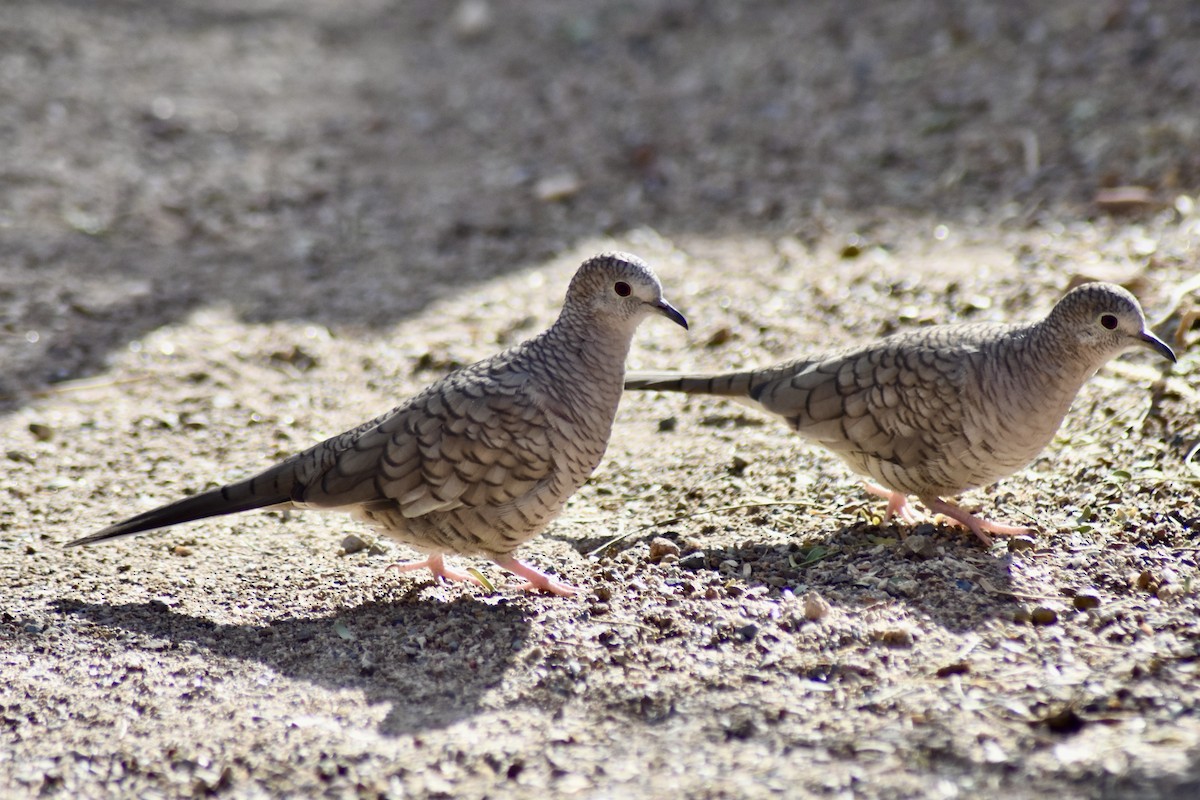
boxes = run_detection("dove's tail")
[624,370,765,398]
[65,467,295,547]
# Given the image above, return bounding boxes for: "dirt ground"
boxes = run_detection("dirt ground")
[3,1,1200,797]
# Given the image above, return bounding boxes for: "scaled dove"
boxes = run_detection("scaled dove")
[67,252,688,595]
[625,282,1174,544]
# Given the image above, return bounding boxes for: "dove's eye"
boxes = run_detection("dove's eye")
[614,282,632,297]
[1099,313,1118,330]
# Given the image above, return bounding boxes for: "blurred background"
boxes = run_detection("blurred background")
[2,0,1198,404]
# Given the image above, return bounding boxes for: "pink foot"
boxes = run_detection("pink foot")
[386,553,482,586]
[492,556,578,597]
[919,496,1034,547]
[864,483,923,525]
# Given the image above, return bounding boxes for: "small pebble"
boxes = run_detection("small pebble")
[648,537,680,563]
[1157,583,1184,602]
[28,423,54,442]
[704,327,734,348]
[803,591,832,621]
[935,661,970,678]
[534,172,582,202]
[1007,536,1037,552]
[451,0,493,40]
[728,455,750,476]
[678,551,708,571]
[1135,570,1159,593]
[340,534,370,556]
[1030,606,1058,626]
[1072,590,1101,611]
[903,534,937,559]
[173,545,193,557]
[873,627,914,647]
[657,416,678,433]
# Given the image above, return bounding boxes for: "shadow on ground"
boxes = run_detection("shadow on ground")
[4,0,1197,409]
[50,594,533,736]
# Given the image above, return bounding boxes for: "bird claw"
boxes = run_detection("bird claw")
[920,496,1035,547]
[864,484,924,526]
[386,554,482,586]
[864,485,1035,547]
[492,557,578,597]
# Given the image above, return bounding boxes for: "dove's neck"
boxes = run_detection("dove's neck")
[998,319,1105,427]
[534,312,634,421]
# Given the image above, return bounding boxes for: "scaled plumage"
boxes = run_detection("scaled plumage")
[68,252,688,595]
[626,282,1174,544]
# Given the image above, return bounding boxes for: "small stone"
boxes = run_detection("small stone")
[1135,570,1159,593]
[592,585,612,602]
[678,551,708,571]
[1072,590,1101,611]
[6,450,36,465]
[803,591,832,621]
[340,534,370,556]
[534,172,582,202]
[173,545,193,557]
[1157,583,1184,602]
[872,626,914,647]
[657,416,678,433]
[936,661,970,678]
[648,537,680,563]
[1030,606,1058,626]
[1095,186,1155,214]
[1042,706,1085,734]
[1007,536,1037,552]
[28,423,54,442]
[728,455,750,476]
[737,624,759,642]
[704,327,734,348]
[903,534,937,559]
[451,0,493,40]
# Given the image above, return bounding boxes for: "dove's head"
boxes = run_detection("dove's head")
[563,251,688,333]
[1048,281,1175,364]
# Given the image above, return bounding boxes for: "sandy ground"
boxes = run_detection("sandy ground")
[3,1,1200,798]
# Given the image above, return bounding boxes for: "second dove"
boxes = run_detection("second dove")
[626,281,1175,544]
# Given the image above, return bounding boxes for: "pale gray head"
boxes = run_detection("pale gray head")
[562,251,688,332]
[1046,281,1175,363]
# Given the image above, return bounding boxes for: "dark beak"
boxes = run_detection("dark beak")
[653,299,688,330]
[1138,330,1176,363]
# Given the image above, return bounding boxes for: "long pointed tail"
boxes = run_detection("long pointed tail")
[65,469,294,547]
[624,370,764,398]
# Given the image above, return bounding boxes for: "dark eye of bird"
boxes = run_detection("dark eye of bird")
[614,281,631,297]
[1100,313,1118,330]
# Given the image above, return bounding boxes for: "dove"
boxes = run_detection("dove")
[625,281,1174,545]
[67,252,688,595]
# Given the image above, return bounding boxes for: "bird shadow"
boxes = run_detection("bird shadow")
[584,522,1023,633]
[51,592,535,737]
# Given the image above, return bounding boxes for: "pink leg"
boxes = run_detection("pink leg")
[863,483,922,524]
[492,556,578,597]
[386,553,482,586]
[919,496,1034,547]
